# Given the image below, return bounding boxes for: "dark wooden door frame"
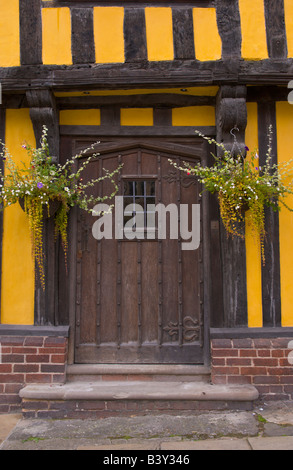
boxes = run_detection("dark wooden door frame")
[64,136,212,367]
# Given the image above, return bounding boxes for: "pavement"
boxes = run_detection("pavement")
[1,400,293,451]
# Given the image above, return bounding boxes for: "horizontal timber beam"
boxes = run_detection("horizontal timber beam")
[210,327,293,339]
[0,59,293,93]
[58,94,216,109]
[52,1,216,5]
[60,125,216,137]
[1,86,289,111]
[0,324,70,337]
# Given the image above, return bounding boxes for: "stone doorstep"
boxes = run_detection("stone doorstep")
[66,364,211,382]
[19,381,259,402]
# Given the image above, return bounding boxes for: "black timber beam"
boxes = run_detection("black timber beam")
[215,0,242,59]
[57,94,216,109]
[3,86,291,111]
[59,125,216,137]
[19,0,42,65]
[1,59,293,93]
[71,7,95,64]
[264,0,287,59]
[215,85,248,328]
[54,1,216,5]
[257,100,282,328]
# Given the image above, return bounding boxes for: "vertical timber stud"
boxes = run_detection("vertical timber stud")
[172,8,195,60]
[26,90,60,326]
[19,0,42,65]
[215,0,242,59]
[216,86,248,327]
[264,0,287,59]
[71,8,95,64]
[258,99,281,327]
[124,8,147,62]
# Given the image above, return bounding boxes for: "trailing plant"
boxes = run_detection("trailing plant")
[170,126,293,263]
[0,126,121,289]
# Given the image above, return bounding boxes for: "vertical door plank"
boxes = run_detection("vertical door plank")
[161,155,178,345]
[100,239,118,344]
[79,159,99,343]
[141,241,159,344]
[121,241,138,344]
[122,151,138,175]
[141,150,157,174]
[180,167,201,343]
[99,155,120,344]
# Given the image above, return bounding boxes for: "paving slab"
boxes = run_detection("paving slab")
[248,436,293,450]
[78,438,252,451]
[0,410,258,450]
[263,422,293,437]
[160,438,251,450]
[259,401,293,426]
[77,441,161,451]
[2,402,293,451]
[0,414,22,445]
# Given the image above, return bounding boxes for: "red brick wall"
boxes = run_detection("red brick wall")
[2,333,293,413]
[211,337,293,400]
[0,335,68,413]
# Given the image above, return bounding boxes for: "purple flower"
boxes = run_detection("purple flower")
[245,146,249,152]
[37,182,43,189]
[22,144,27,149]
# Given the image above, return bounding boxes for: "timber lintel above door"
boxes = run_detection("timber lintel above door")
[73,137,207,162]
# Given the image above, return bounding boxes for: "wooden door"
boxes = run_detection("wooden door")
[71,140,206,364]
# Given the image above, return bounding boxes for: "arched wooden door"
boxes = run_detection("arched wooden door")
[66,138,209,364]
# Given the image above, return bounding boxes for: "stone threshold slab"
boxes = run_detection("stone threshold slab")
[20,381,259,402]
[66,364,211,376]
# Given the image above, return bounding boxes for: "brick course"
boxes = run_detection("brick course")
[211,337,293,400]
[0,335,68,413]
[21,398,253,419]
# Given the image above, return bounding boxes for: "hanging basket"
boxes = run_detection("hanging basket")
[18,197,61,219]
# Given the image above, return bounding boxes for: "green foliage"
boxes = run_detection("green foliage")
[0,126,121,289]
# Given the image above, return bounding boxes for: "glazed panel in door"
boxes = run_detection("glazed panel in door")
[74,145,204,363]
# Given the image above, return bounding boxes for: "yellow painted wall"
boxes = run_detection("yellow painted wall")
[1,110,35,325]
[276,102,293,327]
[5,2,293,68]
[93,7,124,63]
[239,0,268,60]
[245,103,263,328]
[145,7,174,61]
[42,7,72,65]
[0,0,20,67]
[60,110,101,126]
[193,8,222,61]
[60,104,215,128]
[172,106,215,126]
[284,0,293,58]
[121,108,153,126]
